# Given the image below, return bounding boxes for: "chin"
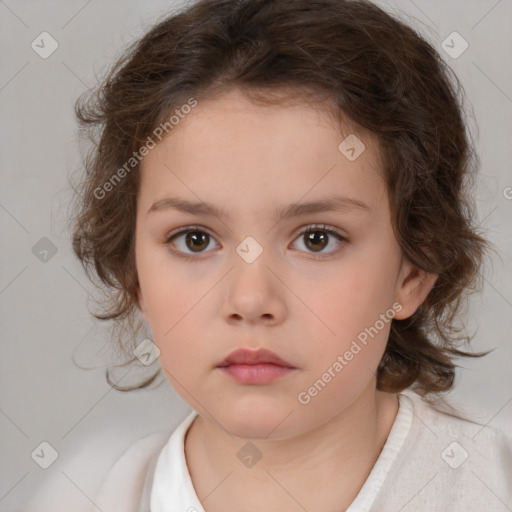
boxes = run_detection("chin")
[221,407,297,441]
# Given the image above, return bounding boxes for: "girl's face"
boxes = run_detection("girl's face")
[135,87,435,439]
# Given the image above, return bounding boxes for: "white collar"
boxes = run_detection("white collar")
[150,392,415,511]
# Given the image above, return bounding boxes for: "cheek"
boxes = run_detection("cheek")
[148,306,205,397]
[137,243,193,325]
[298,253,397,372]
[137,271,215,373]
[136,258,199,356]
[306,259,396,334]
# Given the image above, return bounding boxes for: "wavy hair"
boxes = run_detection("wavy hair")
[69,0,494,414]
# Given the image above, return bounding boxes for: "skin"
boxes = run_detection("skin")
[135,87,437,511]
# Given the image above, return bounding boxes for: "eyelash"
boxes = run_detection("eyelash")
[164,224,347,261]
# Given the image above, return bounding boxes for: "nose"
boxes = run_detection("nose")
[221,249,287,326]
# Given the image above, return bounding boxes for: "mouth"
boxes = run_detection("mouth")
[216,347,296,368]
[216,348,297,385]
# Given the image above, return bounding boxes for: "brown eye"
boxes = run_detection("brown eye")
[184,231,210,252]
[165,226,218,256]
[291,224,345,256]
[304,229,329,252]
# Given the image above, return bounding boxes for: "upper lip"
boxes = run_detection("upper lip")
[217,348,296,368]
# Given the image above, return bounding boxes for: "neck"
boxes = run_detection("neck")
[184,384,399,511]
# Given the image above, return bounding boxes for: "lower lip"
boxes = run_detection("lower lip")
[218,363,295,384]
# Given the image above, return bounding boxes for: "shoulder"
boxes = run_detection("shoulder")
[404,388,511,446]
[93,428,172,512]
[381,389,512,510]
[92,410,198,512]
[24,427,173,512]
[403,388,512,460]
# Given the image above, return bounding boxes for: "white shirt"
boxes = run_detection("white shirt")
[92,388,512,511]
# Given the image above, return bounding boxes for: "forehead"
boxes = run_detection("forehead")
[138,87,386,214]
[151,86,372,148]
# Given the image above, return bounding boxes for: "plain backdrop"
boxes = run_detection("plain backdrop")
[1,0,511,510]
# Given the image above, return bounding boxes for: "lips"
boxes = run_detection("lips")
[217,348,296,368]
[217,348,297,385]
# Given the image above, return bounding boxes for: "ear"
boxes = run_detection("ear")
[393,256,438,320]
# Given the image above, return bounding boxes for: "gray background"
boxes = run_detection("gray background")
[1,0,511,510]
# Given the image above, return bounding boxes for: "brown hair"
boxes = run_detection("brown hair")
[69,0,494,413]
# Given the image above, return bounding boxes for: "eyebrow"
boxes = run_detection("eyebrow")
[147,194,372,221]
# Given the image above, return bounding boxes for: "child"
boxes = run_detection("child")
[66,0,511,510]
